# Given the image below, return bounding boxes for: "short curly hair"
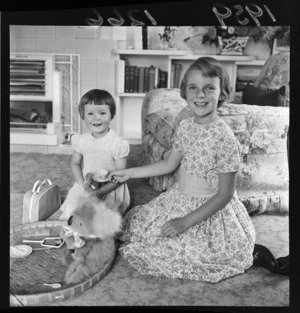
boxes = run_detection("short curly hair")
[78,89,116,120]
[180,57,231,108]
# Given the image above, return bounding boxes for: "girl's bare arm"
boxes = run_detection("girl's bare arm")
[111,148,183,183]
[70,151,84,184]
[91,156,128,198]
[161,172,237,237]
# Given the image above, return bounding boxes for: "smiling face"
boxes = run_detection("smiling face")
[185,69,221,124]
[84,103,112,138]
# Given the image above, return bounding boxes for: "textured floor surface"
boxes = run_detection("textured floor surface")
[9,145,289,307]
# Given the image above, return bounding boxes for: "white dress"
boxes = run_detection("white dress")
[59,129,130,220]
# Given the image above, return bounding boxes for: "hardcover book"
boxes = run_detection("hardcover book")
[174,63,182,88]
[144,67,150,93]
[148,65,156,91]
[164,71,168,88]
[124,65,130,93]
[129,65,135,93]
[161,70,167,88]
[116,59,125,93]
[133,66,139,93]
[170,64,175,88]
[138,67,145,93]
[154,67,159,89]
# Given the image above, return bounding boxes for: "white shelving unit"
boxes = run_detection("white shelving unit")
[113,49,265,143]
[113,49,187,143]
[235,59,266,91]
[169,54,257,93]
[10,53,80,146]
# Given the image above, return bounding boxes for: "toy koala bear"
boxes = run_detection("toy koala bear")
[59,195,122,285]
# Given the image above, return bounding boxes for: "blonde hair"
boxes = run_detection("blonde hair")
[180,57,231,107]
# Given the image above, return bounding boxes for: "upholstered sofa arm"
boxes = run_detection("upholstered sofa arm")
[142,89,187,149]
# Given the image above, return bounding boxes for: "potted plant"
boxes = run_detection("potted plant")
[202,26,290,55]
[217,26,254,55]
[244,26,290,57]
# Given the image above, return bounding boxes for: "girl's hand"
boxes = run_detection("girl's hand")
[161,217,188,237]
[83,182,94,194]
[85,172,94,185]
[57,132,68,144]
[110,169,130,183]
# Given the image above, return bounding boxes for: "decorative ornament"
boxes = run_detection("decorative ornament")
[142,26,148,50]
[158,26,177,50]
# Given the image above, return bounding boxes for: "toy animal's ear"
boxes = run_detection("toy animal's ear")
[67,215,73,226]
[68,198,95,237]
[92,201,122,239]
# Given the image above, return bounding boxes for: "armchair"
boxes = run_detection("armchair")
[141,52,289,215]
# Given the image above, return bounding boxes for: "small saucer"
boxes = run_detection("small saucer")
[10,245,33,258]
[93,176,112,183]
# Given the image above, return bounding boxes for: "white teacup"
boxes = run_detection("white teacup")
[94,169,109,181]
[91,169,109,189]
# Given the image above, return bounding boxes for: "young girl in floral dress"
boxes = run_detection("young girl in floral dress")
[59,89,130,220]
[111,57,278,282]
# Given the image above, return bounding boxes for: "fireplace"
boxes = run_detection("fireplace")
[10,53,80,145]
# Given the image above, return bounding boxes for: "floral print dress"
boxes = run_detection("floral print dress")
[119,117,256,283]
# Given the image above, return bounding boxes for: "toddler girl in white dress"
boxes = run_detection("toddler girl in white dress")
[59,89,130,220]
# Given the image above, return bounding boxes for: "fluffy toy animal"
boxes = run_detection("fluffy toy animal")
[59,195,122,285]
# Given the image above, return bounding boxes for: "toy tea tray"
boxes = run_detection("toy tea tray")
[10,220,117,306]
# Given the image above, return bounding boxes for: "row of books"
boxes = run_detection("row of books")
[116,60,183,94]
[116,60,168,94]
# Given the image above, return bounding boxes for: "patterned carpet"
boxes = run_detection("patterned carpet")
[9,145,289,307]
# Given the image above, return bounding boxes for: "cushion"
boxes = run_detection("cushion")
[255,51,290,104]
[146,88,186,116]
[242,84,286,106]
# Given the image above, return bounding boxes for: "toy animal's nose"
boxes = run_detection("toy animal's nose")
[67,215,73,226]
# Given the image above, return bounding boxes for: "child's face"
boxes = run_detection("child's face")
[84,103,112,138]
[186,69,221,124]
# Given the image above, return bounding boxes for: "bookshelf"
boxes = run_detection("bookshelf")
[235,60,266,91]
[113,49,265,143]
[113,49,188,56]
[168,54,258,93]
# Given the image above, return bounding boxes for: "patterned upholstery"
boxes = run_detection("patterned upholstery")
[232,51,290,106]
[141,88,289,215]
[255,51,290,106]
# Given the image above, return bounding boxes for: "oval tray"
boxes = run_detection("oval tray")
[10,220,117,306]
